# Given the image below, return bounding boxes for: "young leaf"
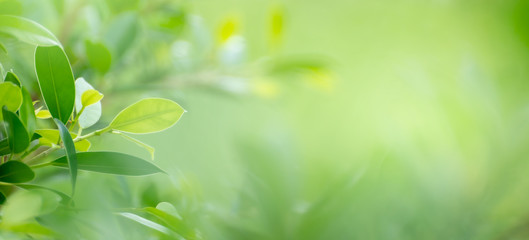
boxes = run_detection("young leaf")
[4,72,21,86]
[112,131,154,160]
[2,107,29,153]
[109,98,185,134]
[20,87,37,138]
[75,78,101,128]
[36,109,52,119]
[85,40,112,74]
[0,82,22,119]
[0,161,35,183]
[81,89,103,107]
[54,119,77,196]
[35,45,75,124]
[35,129,90,151]
[51,151,164,176]
[0,15,60,46]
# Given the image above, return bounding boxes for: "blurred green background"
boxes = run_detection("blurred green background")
[3,0,529,239]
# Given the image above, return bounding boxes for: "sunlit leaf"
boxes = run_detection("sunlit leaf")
[143,202,197,239]
[20,87,37,137]
[2,189,60,224]
[109,98,185,134]
[35,45,75,124]
[75,78,101,128]
[54,119,77,195]
[85,40,112,73]
[51,151,164,176]
[2,107,29,153]
[0,161,34,183]
[1,222,55,236]
[81,89,103,107]
[0,15,59,46]
[0,82,22,120]
[36,109,52,119]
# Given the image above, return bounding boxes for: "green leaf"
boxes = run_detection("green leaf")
[117,212,173,235]
[0,42,6,54]
[81,89,103,107]
[0,138,9,156]
[51,151,164,176]
[104,13,138,59]
[4,72,20,86]
[1,189,60,225]
[85,40,112,74]
[35,45,75,124]
[20,87,37,138]
[75,78,101,128]
[144,203,197,239]
[54,119,77,196]
[36,109,52,119]
[2,107,29,153]
[16,184,71,204]
[1,222,55,236]
[109,98,185,134]
[35,129,90,151]
[0,191,5,204]
[0,15,60,46]
[112,131,154,160]
[0,82,22,120]
[0,161,35,183]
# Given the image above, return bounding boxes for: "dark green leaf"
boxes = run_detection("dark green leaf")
[35,45,75,124]
[0,138,9,156]
[0,161,35,183]
[0,15,59,46]
[54,119,77,196]
[4,72,21,86]
[2,106,29,153]
[20,87,36,137]
[52,151,163,176]
[0,191,5,204]
[85,40,112,74]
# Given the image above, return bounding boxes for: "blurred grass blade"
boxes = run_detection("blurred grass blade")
[54,119,77,196]
[51,151,164,176]
[35,45,75,124]
[0,15,60,46]
[117,212,173,235]
[20,87,37,138]
[2,107,29,153]
[112,131,154,160]
[109,98,185,134]
[0,161,35,183]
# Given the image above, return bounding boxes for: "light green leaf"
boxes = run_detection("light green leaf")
[0,15,59,46]
[117,212,173,235]
[36,109,52,119]
[112,131,154,160]
[51,151,164,176]
[0,161,34,183]
[35,45,75,124]
[20,87,37,138]
[143,202,197,239]
[35,129,90,151]
[0,42,6,54]
[2,107,29,153]
[109,98,185,134]
[4,72,20,86]
[75,78,101,128]
[1,189,60,225]
[0,82,22,120]
[1,222,55,236]
[16,184,71,204]
[85,40,112,73]
[54,119,77,196]
[81,89,103,107]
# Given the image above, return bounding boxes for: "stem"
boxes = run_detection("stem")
[69,106,85,132]
[30,161,53,169]
[27,146,59,164]
[20,144,42,162]
[74,125,112,143]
